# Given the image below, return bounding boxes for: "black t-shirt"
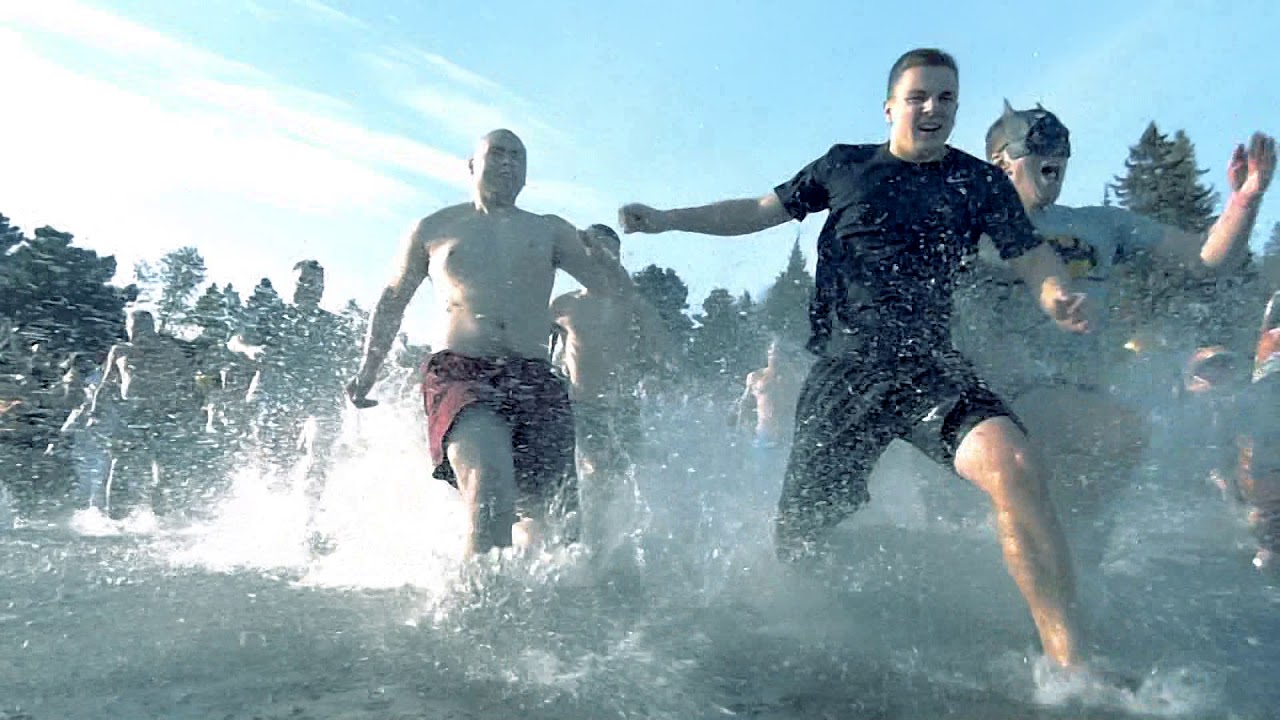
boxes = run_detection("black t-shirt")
[774,143,1042,358]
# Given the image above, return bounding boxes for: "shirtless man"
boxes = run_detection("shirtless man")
[954,102,1275,544]
[550,224,671,482]
[733,338,804,453]
[89,310,201,517]
[347,129,635,559]
[621,49,1096,674]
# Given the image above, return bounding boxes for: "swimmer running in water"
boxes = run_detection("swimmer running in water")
[954,103,1274,551]
[347,129,637,560]
[732,337,804,460]
[89,310,202,517]
[620,48,1096,675]
[549,224,674,528]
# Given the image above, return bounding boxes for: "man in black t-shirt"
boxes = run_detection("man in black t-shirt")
[620,48,1092,672]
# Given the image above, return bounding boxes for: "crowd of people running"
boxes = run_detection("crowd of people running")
[2,44,1278,689]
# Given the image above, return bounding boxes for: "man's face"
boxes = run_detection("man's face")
[884,66,958,161]
[1004,153,1069,209]
[471,131,527,204]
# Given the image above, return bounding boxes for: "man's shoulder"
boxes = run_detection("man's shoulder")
[823,143,880,166]
[532,211,577,235]
[416,203,472,237]
[946,149,1006,184]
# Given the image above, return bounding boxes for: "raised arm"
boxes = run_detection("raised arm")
[620,147,839,239]
[619,192,793,237]
[347,217,434,406]
[1151,133,1275,273]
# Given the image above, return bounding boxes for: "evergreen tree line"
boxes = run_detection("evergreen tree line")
[129,250,370,351]
[2,120,1279,387]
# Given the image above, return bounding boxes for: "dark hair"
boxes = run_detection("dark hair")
[886,48,958,99]
[587,224,620,244]
[293,259,324,276]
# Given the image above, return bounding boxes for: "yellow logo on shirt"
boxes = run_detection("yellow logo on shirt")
[1046,234,1098,279]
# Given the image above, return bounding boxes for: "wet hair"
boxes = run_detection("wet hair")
[587,224,620,245]
[886,48,958,99]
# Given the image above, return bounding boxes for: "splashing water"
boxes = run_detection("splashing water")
[2,379,1275,719]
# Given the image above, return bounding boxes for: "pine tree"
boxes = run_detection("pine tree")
[761,239,814,347]
[632,264,693,344]
[221,283,244,330]
[132,259,160,307]
[690,288,753,380]
[244,278,285,343]
[1260,222,1280,295]
[735,290,767,370]
[1264,222,1280,259]
[191,284,229,341]
[155,246,207,333]
[340,298,369,342]
[1109,122,1217,233]
[0,223,130,359]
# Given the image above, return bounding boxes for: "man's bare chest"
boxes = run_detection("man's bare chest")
[432,218,556,281]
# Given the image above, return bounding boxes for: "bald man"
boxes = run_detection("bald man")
[348,129,637,559]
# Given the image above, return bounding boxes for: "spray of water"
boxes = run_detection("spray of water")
[25,369,1256,718]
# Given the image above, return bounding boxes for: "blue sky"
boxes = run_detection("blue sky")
[1,0,1277,342]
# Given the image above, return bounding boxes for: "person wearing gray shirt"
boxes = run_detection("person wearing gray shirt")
[955,102,1274,555]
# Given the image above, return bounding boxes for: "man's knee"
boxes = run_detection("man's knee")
[953,416,1042,501]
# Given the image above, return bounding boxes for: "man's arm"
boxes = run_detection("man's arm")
[731,373,759,430]
[1006,243,1090,334]
[552,219,639,297]
[348,217,434,405]
[1152,133,1275,272]
[88,345,120,415]
[548,294,572,366]
[619,192,794,237]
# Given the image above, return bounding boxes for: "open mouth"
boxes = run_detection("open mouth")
[917,122,943,134]
[1040,161,1063,183]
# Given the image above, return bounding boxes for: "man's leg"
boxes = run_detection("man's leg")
[445,406,519,559]
[772,359,899,564]
[952,416,1083,669]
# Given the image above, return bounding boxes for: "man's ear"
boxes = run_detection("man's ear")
[883,101,893,124]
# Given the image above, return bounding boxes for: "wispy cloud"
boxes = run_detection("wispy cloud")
[2,1,265,81]
[282,0,370,32]
[359,47,569,150]
[0,0,611,335]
